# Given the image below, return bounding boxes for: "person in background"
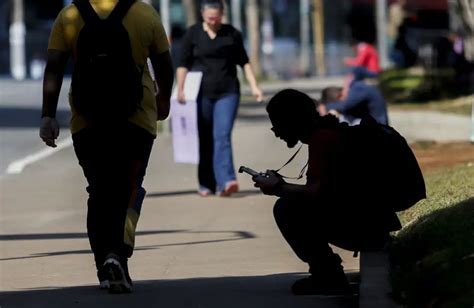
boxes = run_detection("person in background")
[341,39,381,99]
[387,0,406,63]
[343,39,381,78]
[39,0,173,294]
[322,68,388,126]
[176,0,263,197]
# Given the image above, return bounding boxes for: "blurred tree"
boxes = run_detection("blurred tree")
[10,0,26,80]
[448,0,474,61]
[231,0,242,30]
[245,0,261,76]
[182,0,198,27]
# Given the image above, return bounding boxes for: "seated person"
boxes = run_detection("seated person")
[324,68,389,125]
[251,89,424,296]
[343,39,381,78]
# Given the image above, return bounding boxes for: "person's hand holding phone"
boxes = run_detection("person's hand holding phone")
[253,170,284,196]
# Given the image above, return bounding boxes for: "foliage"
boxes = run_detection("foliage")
[379,67,472,104]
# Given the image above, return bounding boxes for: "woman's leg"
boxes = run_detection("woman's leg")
[212,93,240,193]
[197,96,216,193]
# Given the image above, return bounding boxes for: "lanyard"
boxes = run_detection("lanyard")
[274,144,308,180]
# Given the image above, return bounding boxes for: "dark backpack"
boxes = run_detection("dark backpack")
[71,0,143,123]
[347,117,426,212]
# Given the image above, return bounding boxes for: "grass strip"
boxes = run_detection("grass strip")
[390,163,474,308]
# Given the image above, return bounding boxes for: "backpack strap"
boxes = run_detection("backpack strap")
[109,0,136,22]
[73,0,101,24]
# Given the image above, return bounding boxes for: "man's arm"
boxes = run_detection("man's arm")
[149,50,174,121]
[326,84,367,113]
[40,49,69,147]
[253,171,321,199]
[42,50,68,118]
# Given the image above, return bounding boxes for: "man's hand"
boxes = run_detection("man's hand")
[156,93,171,121]
[252,170,284,196]
[40,117,59,147]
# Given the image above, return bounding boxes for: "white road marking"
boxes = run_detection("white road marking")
[6,136,73,174]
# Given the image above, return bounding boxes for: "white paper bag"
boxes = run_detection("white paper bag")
[170,72,202,164]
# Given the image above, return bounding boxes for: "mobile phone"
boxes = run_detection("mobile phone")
[238,166,260,177]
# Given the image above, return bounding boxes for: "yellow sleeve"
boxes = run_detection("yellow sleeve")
[48,11,69,52]
[149,10,169,54]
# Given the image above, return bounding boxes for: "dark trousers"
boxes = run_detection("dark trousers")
[273,197,343,275]
[72,123,154,269]
[273,197,392,275]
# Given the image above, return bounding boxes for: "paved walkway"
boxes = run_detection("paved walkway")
[0,107,358,308]
[0,77,471,307]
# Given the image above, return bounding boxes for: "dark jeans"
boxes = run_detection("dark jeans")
[197,93,240,193]
[72,123,154,269]
[273,197,390,275]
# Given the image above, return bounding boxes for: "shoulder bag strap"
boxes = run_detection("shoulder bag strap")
[73,0,101,24]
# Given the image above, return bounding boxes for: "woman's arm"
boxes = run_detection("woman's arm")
[176,67,188,104]
[243,63,263,102]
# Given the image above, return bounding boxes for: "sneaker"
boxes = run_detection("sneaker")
[97,266,110,290]
[291,275,351,296]
[103,254,133,294]
[217,180,239,197]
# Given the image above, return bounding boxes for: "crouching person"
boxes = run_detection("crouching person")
[252,89,425,296]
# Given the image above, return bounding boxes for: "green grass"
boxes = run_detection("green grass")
[389,95,473,116]
[380,67,473,105]
[390,163,474,308]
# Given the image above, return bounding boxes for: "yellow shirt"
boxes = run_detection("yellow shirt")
[48,0,169,136]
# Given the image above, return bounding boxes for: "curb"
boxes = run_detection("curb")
[359,251,401,308]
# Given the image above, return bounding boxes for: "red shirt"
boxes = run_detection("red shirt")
[344,43,381,73]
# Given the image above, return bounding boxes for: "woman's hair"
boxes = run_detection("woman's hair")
[201,0,224,11]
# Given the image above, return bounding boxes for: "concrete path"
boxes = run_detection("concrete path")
[0,77,471,308]
[0,110,358,307]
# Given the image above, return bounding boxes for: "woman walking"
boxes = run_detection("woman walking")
[177,0,263,197]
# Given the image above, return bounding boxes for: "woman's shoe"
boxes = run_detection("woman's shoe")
[218,180,239,197]
[198,188,213,197]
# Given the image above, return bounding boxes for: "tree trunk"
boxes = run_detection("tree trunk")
[10,0,26,80]
[231,0,242,30]
[182,0,198,27]
[245,0,261,76]
[160,0,171,40]
[311,0,325,76]
[376,0,389,69]
[300,0,311,76]
[261,0,275,78]
[222,1,230,24]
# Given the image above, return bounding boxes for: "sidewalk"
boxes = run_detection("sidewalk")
[1,76,471,307]
[0,109,358,308]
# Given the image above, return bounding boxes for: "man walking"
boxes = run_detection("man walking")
[40,0,173,294]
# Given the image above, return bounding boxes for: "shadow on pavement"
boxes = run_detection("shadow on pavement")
[0,230,256,262]
[0,107,70,128]
[0,273,358,308]
[146,189,261,198]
